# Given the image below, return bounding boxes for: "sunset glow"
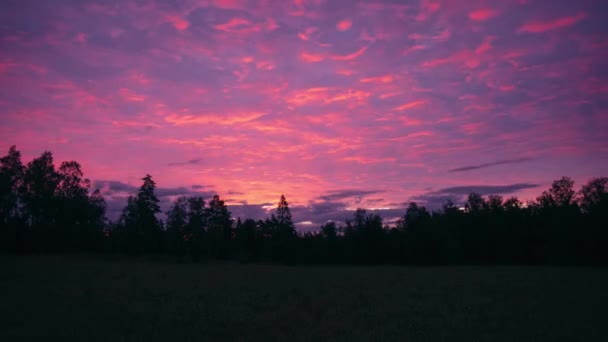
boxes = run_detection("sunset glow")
[1,0,607,228]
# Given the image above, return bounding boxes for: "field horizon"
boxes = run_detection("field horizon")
[2,255,607,341]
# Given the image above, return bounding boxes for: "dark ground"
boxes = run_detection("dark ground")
[1,255,607,341]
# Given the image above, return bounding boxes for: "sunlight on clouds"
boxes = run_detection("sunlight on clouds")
[215,17,278,34]
[468,9,498,22]
[164,112,265,126]
[518,12,588,33]
[393,100,427,111]
[166,15,190,31]
[331,46,368,61]
[1,0,606,219]
[336,19,352,32]
[360,75,394,84]
[298,27,318,41]
[300,52,325,62]
[118,88,145,102]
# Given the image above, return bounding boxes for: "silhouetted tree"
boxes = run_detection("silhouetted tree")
[206,194,231,259]
[465,193,486,213]
[319,221,338,261]
[579,177,608,264]
[0,146,25,252]
[399,202,442,264]
[344,208,385,263]
[87,189,107,246]
[537,176,576,208]
[266,195,297,262]
[321,221,337,239]
[271,195,295,240]
[21,151,61,251]
[503,196,522,210]
[533,177,581,264]
[486,195,504,214]
[235,218,259,261]
[579,177,608,214]
[400,202,431,229]
[117,174,162,254]
[166,196,188,258]
[187,197,207,260]
[55,161,105,251]
[5,145,608,267]
[276,195,295,235]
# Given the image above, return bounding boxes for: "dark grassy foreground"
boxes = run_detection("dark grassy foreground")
[1,256,607,341]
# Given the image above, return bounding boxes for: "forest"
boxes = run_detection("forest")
[1,145,607,265]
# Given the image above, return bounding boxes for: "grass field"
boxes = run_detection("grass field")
[1,256,607,341]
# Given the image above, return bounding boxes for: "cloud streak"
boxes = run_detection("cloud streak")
[448,157,535,173]
[429,184,541,196]
[317,189,383,202]
[168,159,202,167]
[518,13,588,33]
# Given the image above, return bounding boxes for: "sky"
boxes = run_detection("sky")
[1,0,607,229]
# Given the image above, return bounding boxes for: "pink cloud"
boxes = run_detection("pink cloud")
[298,27,317,41]
[379,92,401,99]
[303,112,347,126]
[341,156,397,164]
[126,71,151,85]
[300,52,325,62]
[336,19,352,32]
[518,12,588,33]
[214,17,278,34]
[286,87,331,106]
[325,89,371,104]
[360,75,394,84]
[112,120,162,128]
[416,0,440,21]
[288,0,321,18]
[433,30,451,41]
[166,15,190,31]
[475,37,495,55]
[165,112,265,126]
[403,44,426,55]
[461,122,484,135]
[336,69,355,76]
[331,46,368,61]
[118,88,145,102]
[256,60,275,70]
[422,56,452,68]
[0,62,48,75]
[208,0,249,10]
[215,17,251,32]
[360,29,392,42]
[394,100,426,111]
[286,87,370,106]
[264,18,279,31]
[400,117,423,126]
[421,49,483,69]
[74,32,87,44]
[244,119,294,133]
[469,9,498,22]
[408,131,433,138]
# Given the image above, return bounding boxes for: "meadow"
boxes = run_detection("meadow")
[1,255,607,341]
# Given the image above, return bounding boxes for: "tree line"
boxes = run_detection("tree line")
[1,146,607,265]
